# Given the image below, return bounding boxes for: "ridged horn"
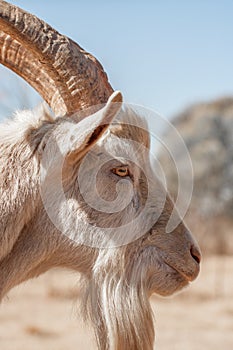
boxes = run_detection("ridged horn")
[0,0,114,116]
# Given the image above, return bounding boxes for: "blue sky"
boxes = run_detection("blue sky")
[1,0,233,118]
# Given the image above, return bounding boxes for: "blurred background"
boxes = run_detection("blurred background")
[0,1,232,349]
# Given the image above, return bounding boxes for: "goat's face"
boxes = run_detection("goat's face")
[40,101,201,350]
[40,99,200,298]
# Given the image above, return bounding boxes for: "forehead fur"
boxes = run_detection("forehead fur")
[109,106,150,149]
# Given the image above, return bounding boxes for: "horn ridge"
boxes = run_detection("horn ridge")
[0,0,113,116]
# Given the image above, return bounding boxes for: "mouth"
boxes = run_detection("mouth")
[147,264,189,297]
[144,246,198,296]
[164,260,199,283]
[148,244,200,281]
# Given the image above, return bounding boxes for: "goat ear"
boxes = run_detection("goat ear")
[67,91,123,161]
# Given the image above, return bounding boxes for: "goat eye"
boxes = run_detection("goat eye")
[112,166,129,177]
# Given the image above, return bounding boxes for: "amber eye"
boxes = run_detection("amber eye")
[112,166,129,177]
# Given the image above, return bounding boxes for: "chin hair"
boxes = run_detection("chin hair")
[80,248,155,350]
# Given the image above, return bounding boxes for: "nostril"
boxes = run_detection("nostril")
[190,245,201,264]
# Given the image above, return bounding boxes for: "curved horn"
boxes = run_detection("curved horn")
[0,0,114,116]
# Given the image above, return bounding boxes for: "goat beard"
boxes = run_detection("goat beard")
[80,248,155,350]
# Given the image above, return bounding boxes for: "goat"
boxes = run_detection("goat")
[0,1,201,349]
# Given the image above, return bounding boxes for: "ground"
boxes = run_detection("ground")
[0,255,232,350]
